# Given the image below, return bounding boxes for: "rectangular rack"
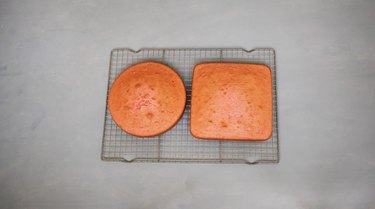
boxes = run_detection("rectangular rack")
[102,48,279,164]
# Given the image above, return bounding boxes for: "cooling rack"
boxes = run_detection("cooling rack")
[102,48,279,164]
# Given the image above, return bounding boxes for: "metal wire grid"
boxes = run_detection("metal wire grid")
[102,48,279,164]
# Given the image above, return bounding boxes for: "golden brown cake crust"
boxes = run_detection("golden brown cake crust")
[108,62,186,137]
[190,63,272,141]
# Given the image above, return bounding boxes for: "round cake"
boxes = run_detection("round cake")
[108,62,186,137]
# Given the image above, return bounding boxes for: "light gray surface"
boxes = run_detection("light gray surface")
[0,0,374,208]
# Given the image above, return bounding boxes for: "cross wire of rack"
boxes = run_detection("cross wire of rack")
[101,48,279,164]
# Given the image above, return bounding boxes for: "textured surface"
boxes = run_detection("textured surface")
[102,48,278,163]
[108,62,186,137]
[1,0,375,208]
[191,63,272,140]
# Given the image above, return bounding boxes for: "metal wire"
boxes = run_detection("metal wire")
[101,48,279,164]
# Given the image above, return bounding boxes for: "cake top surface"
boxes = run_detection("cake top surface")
[108,62,186,137]
[190,63,272,141]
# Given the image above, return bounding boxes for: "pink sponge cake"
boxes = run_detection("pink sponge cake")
[108,62,186,137]
[190,63,273,141]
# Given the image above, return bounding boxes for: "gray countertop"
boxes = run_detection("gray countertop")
[1,0,374,208]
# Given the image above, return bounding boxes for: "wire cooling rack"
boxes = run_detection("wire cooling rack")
[102,48,279,164]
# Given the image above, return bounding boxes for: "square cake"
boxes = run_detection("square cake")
[190,63,273,141]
